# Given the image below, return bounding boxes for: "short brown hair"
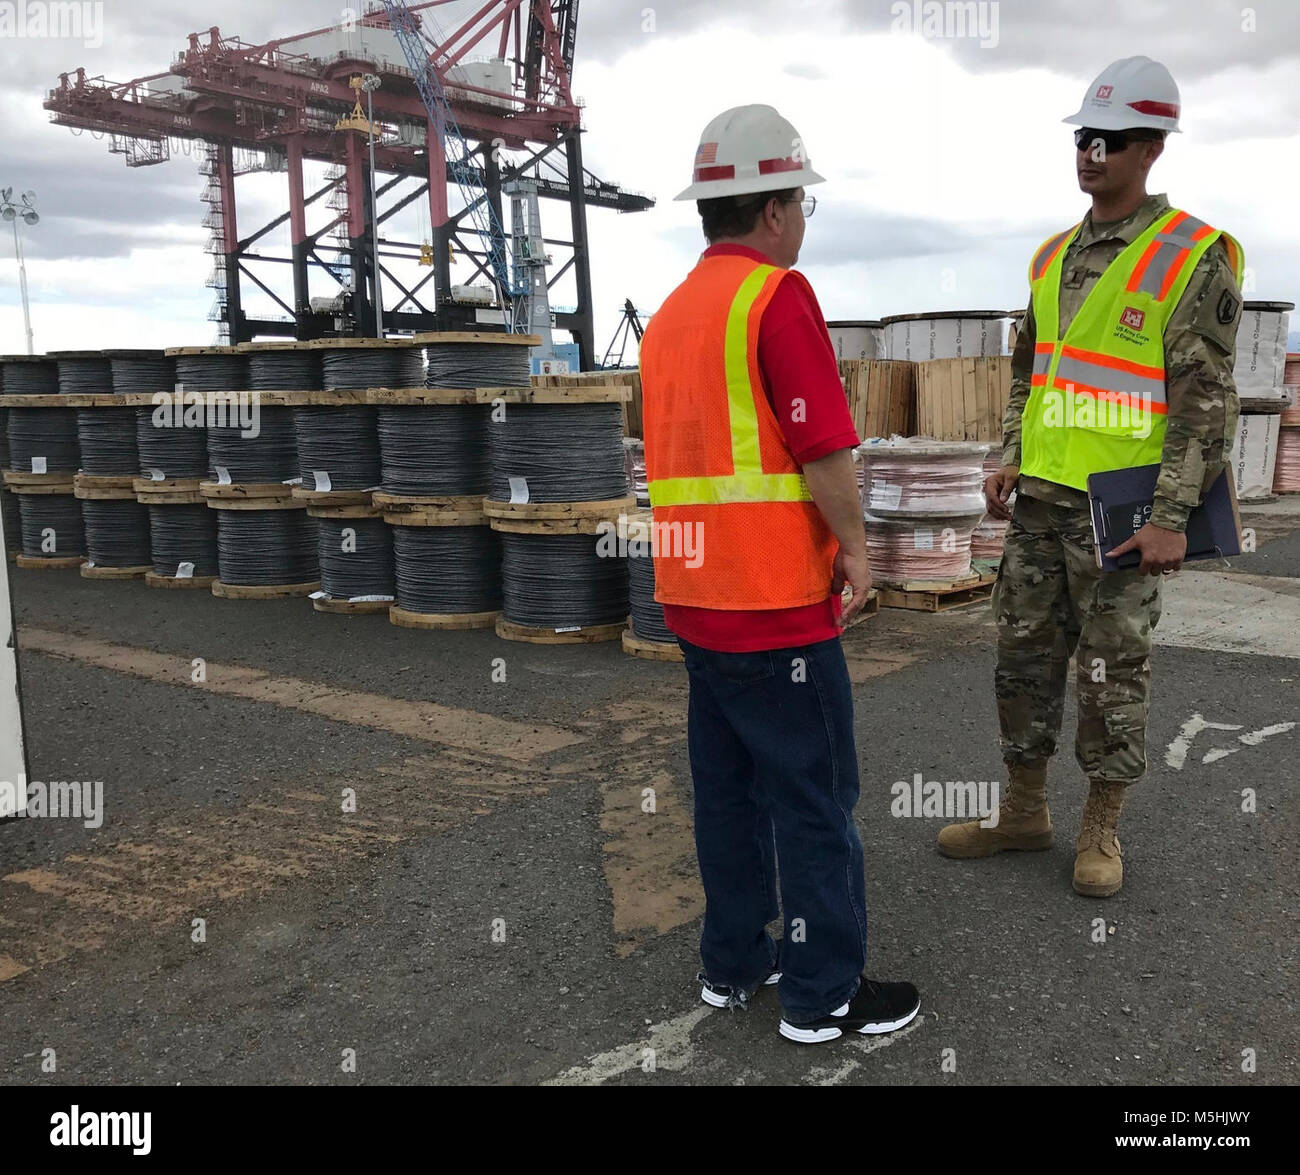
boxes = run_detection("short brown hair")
[698,189,797,243]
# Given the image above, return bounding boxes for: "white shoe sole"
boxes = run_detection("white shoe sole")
[778,1000,920,1043]
[700,970,781,1007]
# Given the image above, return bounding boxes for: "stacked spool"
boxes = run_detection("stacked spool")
[482,372,633,644]
[112,350,217,588]
[2,354,84,569]
[52,350,152,580]
[0,360,12,557]
[860,439,990,587]
[1275,352,1300,494]
[620,509,682,663]
[189,344,317,600]
[290,338,421,505]
[881,311,1012,361]
[377,332,535,629]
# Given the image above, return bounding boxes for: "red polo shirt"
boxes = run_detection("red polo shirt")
[660,244,860,653]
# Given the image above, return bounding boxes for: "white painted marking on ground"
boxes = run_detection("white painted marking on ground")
[1165,714,1295,769]
[1155,572,1300,659]
[542,1005,713,1086]
[802,1014,926,1085]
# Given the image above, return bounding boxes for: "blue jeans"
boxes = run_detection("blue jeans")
[678,635,868,1024]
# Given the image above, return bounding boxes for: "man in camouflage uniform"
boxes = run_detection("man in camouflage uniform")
[938,57,1242,896]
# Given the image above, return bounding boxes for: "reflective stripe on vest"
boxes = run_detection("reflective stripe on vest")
[647,264,813,509]
[1018,208,1244,491]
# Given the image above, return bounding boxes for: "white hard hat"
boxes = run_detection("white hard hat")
[674,104,826,201]
[1063,56,1182,134]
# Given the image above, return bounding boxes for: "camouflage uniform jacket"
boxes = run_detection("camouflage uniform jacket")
[1002,193,1243,531]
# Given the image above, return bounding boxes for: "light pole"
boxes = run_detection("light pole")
[361,74,384,338]
[1,188,39,355]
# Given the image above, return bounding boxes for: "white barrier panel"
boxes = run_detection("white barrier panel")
[0,498,27,818]
[1233,300,1293,401]
[881,311,1011,361]
[825,320,886,361]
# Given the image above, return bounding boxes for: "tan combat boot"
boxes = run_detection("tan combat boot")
[937,762,1053,858]
[1073,781,1125,897]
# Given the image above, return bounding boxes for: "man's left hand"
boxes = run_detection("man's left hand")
[1106,523,1188,576]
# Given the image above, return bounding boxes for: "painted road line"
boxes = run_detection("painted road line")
[19,627,581,761]
[542,1005,714,1085]
[801,1014,927,1084]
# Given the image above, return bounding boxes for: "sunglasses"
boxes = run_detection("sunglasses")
[1074,127,1138,155]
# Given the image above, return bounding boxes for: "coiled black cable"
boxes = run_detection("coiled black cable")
[148,504,218,578]
[489,402,628,502]
[7,409,79,474]
[2,490,19,552]
[81,498,151,568]
[174,353,248,393]
[501,532,628,628]
[392,524,501,614]
[425,342,529,390]
[317,516,394,600]
[376,405,491,497]
[628,549,675,643]
[293,406,381,491]
[135,407,207,479]
[110,353,175,396]
[18,494,84,558]
[216,508,318,586]
[207,407,298,483]
[55,357,113,396]
[77,408,139,475]
[0,409,9,470]
[2,360,59,395]
[247,350,321,391]
[321,348,424,391]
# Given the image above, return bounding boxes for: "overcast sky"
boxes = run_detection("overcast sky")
[2,0,1299,356]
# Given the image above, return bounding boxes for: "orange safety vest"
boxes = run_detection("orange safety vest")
[640,253,838,609]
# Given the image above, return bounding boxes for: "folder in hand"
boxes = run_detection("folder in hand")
[1086,464,1242,572]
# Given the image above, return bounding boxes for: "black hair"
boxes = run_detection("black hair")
[698,188,798,243]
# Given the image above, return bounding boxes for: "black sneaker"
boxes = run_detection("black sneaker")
[699,968,781,1009]
[779,976,920,1043]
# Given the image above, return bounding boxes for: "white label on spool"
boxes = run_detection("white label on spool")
[176,562,194,579]
[349,594,394,603]
[308,590,327,599]
[313,470,332,492]
[914,528,934,550]
[147,468,166,481]
[509,476,529,504]
[30,457,46,474]
[215,466,231,485]
[873,482,903,510]
[555,625,581,633]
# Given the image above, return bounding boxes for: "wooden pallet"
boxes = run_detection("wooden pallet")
[877,571,996,612]
[841,588,880,629]
[915,356,1012,442]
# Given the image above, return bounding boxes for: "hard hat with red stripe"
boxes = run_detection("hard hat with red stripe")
[1063,56,1182,134]
[674,104,826,201]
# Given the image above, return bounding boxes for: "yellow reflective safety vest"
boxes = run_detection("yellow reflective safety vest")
[1020,208,1244,490]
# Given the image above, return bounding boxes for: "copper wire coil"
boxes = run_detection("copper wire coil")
[861,447,988,516]
[1273,428,1300,493]
[971,516,1010,560]
[865,514,979,582]
[1280,386,1300,428]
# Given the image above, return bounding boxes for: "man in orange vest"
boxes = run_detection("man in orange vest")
[640,105,920,1044]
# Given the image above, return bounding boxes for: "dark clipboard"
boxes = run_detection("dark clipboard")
[1087,464,1242,572]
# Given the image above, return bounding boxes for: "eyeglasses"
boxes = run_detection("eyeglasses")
[786,194,817,218]
[1074,127,1135,155]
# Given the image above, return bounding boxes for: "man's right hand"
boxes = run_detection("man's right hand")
[984,465,1020,521]
[834,548,873,628]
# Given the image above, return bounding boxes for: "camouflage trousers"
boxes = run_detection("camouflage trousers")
[993,493,1162,787]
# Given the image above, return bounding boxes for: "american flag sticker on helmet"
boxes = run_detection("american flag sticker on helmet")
[695,142,718,165]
